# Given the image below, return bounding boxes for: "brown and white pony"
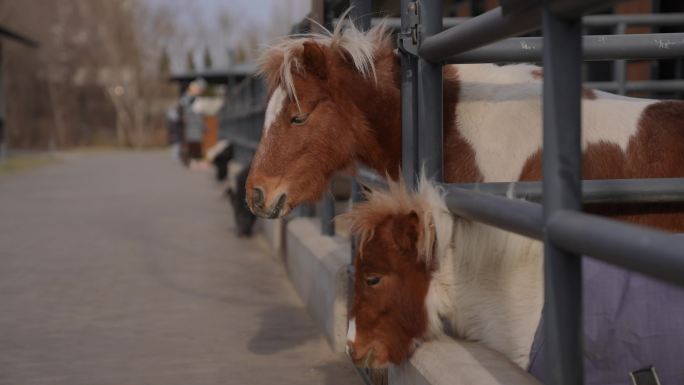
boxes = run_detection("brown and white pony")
[342,178,542,369]
[246,18,684,230]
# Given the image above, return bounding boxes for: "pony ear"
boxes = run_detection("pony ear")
[392,211,420,255]
[302,41,327,80]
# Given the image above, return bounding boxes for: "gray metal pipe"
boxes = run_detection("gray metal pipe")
[417,0,444,182]
[369,13,684,30]
[548,210,684,287]
[419,7,541,63]
[583,12,684,26]
[419,0,625,63]
[320,193,336,236]
[350,0,372,31]
[445,188,543,241]
[400,0,419,187]
[587,80,684,92]
[443,33,684,63]
[448,178,684,204]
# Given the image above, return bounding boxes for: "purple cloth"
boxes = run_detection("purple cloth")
[528,257,684,385]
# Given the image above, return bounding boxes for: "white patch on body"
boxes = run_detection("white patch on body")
[417,178,544,369]
[452,63,655,182]
[263,87,286,137]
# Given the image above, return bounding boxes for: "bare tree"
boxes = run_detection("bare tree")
[0,0,183,148]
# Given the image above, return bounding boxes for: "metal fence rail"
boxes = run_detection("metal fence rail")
[368,12,684,29]
[442,32,684,63]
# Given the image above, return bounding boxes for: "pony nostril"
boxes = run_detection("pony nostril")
[252,187,265,208]
[268,193,287,219]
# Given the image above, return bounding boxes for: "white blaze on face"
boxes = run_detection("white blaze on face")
[263,87,286,137]
[346,318,357,344]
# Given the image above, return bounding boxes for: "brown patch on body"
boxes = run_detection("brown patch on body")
[519,101,684,232]
[443,65,484,183]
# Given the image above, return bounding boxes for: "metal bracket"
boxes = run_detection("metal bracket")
[397,1,420,56]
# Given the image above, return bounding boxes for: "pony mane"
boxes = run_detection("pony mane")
[342,175,453,266]
[257,9,391,109]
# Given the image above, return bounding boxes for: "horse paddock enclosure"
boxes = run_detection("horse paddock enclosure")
[214,1,684,385]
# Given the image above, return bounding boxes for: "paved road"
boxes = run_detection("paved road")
[0,151,360,385]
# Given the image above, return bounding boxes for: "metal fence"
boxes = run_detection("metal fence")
[341,0,684,384]
[218,70,265,163]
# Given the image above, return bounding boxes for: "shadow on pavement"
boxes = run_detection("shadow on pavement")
[248,305,319,355]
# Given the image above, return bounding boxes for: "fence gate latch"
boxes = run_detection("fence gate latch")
[397,1,420,56]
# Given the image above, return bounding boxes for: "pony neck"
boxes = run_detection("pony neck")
[351,53,402,178]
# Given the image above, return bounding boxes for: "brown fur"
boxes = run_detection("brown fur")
[519,101,684,231]
[246,29,404,216]
[443,66,484,183]
[349,214,432,368]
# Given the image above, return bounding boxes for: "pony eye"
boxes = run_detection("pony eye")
[290,114,309,125]
[365,276,381,287]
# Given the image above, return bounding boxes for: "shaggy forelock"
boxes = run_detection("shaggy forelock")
[257,9,391,109]
[342,176,451,266]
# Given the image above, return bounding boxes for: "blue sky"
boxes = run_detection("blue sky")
[145,0,310,72]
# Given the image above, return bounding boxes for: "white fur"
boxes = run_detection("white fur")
[453,63,655,182]
[416,179,543,369]
[347,317,357,342]
[263,87,286,137]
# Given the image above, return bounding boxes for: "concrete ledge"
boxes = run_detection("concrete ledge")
[284,217,350,352]
[389,338,540,385]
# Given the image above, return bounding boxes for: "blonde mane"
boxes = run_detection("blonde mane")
[257,9,391,109]
[342,176,453,266]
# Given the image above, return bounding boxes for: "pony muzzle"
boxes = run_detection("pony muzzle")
[349,347,378,369]
[249,187,289,218]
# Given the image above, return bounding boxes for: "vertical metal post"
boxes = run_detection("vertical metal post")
[350,182,364,262]
[351,0,372,30]
[417,0,443,182]
[542,6,584,385]
[310,0,325,33]
[614,23,627,95]
[321,192,336,236]
[401,0,419,187]
[349,0,372,263]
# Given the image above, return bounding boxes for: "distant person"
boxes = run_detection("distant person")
[180,79,207,166]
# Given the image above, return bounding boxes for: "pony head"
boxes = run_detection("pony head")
[342,177,450,368]
[246,16,396,218]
